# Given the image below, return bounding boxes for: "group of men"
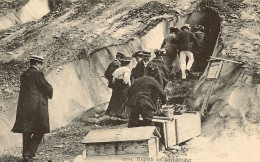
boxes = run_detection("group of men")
[161,23,205,80]
[105,23,205,127]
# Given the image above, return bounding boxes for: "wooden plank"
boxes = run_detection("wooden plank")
[210,56,244,64]
[83,153,151,162]
[166,119,177,147]
[200,80,215,117]
[85,140,149,157]
[174,113,201,144]
[153,121,167,148]
[151,118,177,147]
[82,126,157,143]
[153,116,174,121]
[162,121,168,148]
[148,137,159,157]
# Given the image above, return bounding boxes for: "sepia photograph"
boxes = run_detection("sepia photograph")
[0,0,259,161]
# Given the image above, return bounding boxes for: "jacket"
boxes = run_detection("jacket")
[12,66,53,133]
[130,61,163,86]
[151,57,170,89]
[127,76,166,111]
[176,30,198,52]
[104,59,120,88]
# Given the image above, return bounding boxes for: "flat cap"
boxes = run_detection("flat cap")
[121,56,131,62]
[142,50,151,56]
[29,55,44,62]
[132,50,143,57]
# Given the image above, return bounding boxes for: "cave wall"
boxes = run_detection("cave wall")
[0,0,50,30]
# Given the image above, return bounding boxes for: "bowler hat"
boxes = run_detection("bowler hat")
[181,24,190,30]
[29,55,44,63]
[169,27,180,33]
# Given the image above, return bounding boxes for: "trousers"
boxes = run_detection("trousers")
[23,133,44,157]
[179,51,194,79]
[128,106,153,128]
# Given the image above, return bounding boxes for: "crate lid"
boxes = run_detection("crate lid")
[82,126,160,144]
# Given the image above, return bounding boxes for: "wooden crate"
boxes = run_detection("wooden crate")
[150,112,201,147]
[81,126,160,160]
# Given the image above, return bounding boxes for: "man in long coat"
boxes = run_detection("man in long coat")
[127,66,166,127]
[104,52,125,88]
[12,55,53,160]
[130,50,163,86]
[151,49,170,89]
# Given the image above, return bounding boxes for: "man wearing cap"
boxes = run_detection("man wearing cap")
[130,50,163,86]
[12,55,53,160]
[151,49,170,89]
[127,66,166,127]
[176,24,198,80]
[104,52,125,88]
[132,50,143,63]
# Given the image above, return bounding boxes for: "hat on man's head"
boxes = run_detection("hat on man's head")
[142,50,151,57]
[116,52,125,59]
[154,48,160,54]
[181,24,190,31]
[132,50,143,57]
[169,27,180,33]
[29,55,44,63]
[121,56,131,63]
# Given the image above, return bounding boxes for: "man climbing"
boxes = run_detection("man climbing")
[176,24,198,80]
[104,52,125,88]
[161,27,180,74]
[130,50,163,86]
[127,66,166,128]
[12,55,53,160]
[151,49,170,89]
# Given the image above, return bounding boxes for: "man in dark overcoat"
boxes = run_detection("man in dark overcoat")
[104,52,125,88]
[12,55,53,160]
[130,50,163,86]
[151,49,170,89]
[127,66,166,127]
[176,24,198,80]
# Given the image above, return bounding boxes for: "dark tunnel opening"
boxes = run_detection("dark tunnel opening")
[184,8,221,72]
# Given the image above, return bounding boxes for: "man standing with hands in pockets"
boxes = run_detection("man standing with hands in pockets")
[12,55,53,160]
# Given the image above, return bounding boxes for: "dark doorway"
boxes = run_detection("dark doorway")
[185,8,221,72]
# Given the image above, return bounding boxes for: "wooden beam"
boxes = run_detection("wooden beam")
[210,56,244,64]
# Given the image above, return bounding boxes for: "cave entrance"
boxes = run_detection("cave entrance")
[167,9,221,105]
[182,8,221,72]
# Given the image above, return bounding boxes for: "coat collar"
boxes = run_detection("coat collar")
[30,65,39,71]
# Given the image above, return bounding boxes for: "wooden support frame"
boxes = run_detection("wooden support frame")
[201,60,224,117]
